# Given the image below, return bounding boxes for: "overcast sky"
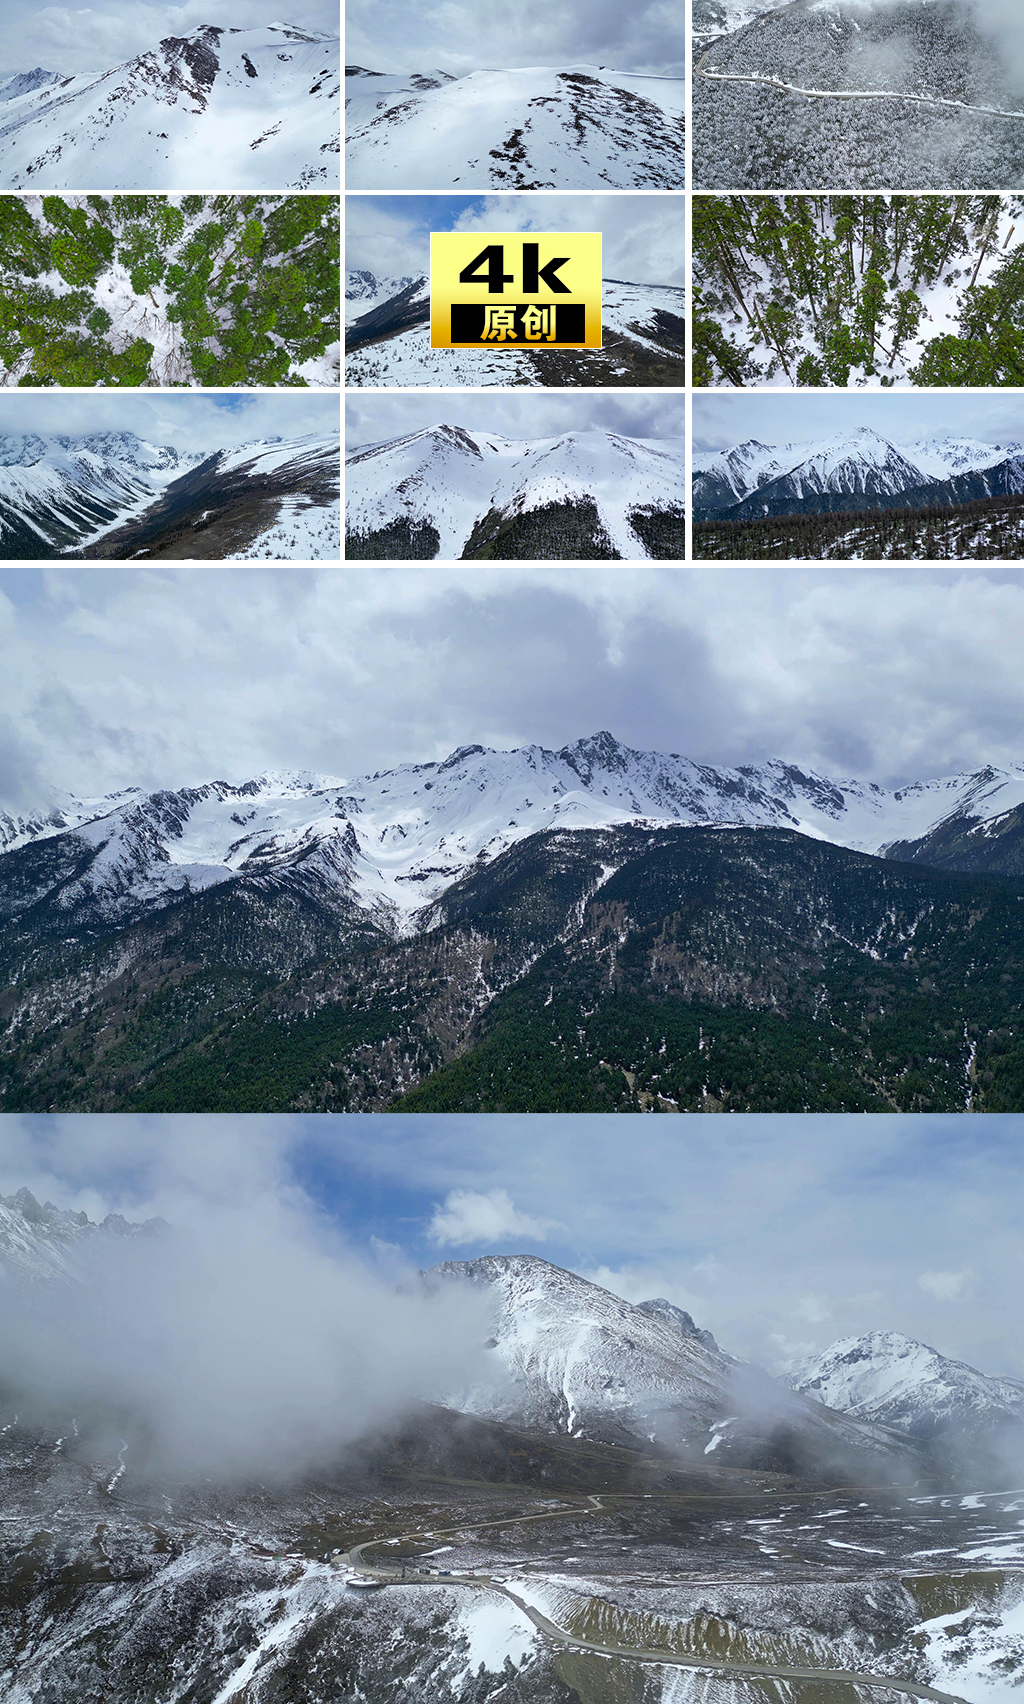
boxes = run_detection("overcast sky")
[3,1113,1022,1380]
[3,3,337,77]
[694,392,1024,451]
[345,194,687,289]
[0,394,339,458]
[347,0,683,77]
[3,568,1024,811]
[346,392,682,449]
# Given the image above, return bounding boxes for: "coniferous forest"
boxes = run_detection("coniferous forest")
[0,195,339,388]
[694,494,1024,561]
[693,194,1024,388]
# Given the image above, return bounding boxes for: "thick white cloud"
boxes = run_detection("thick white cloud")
[0,1115,489,1480]
[346,0,683,78]
[4,2,337,77]
[428,1187,560,1246]
[0,394,339,459]
[694,391,1024,451]
[345,391,682,448]
[345,194,687,288]
[4,567,1024,810]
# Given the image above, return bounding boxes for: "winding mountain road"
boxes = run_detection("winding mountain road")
[339,1494,971,1702]
[695,64,1024,121]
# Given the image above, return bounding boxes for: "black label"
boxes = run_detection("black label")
[450,303,587,345]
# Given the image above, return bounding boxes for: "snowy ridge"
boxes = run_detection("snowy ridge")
[346,64,685,190]
[0,1189,165,1284]
[344,274,686,388]
[346,425,686,556]
[344,269,426,325]
[0,24,340,191]
[790,1333,1024,1440]
[6,732,1024,932]
[424,1255,737,1442]
[694,427,1024,515]
[422,1256,920,1474]
[0,431,207,552]
[0,429,338,558]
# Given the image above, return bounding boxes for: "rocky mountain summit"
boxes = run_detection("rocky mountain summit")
[0,23,339,190]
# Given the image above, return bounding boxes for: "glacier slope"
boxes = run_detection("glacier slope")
[0,24,340,191]
[345,65,685,190]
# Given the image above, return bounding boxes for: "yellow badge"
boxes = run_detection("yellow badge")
[430,232,602,349]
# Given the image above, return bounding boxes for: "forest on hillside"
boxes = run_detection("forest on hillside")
[693,195,1024,388]
[0,195,339,388]
[694,494,1024,560]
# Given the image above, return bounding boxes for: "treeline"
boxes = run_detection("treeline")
[0,194,339,387]
[694,493,1024,560]
[693,194,1024,387]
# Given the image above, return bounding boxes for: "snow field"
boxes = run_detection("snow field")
[346,65,685,191]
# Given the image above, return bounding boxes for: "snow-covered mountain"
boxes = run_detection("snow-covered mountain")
[791,1334,1024,1441]
[6,732,1024,934]
[693,427,1024,519]
[0,429,339,560]
[345,274,687,388]
[0,24,339,191]
[346,65,685,190]
[345,269,426,323]
[423,1256,920,1476]
[0,431,208,557]
[0,1188,165,1284]
[0,69,63,104]
[345,425,687,558]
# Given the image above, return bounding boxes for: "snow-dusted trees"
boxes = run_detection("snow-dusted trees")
[0,193,339,388]
[693,194,1024,389]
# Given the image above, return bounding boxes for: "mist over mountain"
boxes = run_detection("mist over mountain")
[0,23,340,191]
[693,0,1024,189]
[791,1331,1024,1484]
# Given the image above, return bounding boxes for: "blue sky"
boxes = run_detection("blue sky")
[345,194,686,288]
[694,391,1024,451]
[4,1112,1024,1379]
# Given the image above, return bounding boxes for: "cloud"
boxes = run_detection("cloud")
[693,390,1024,451]
[918,1269,972,1301]
[428,1186,560,1246]
[346,0,684,77]
[5,565,1024,818]
[304,1112,1024,1382]
[345,194,686,288]
[345,390,684,448]
[0,1117,489,1481]
[6,1,338,77]
[0,392,340,459]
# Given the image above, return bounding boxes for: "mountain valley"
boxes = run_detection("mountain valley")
[3,733,1024,1111]
[2,1200,1024,1702]
[0,428,340,559]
